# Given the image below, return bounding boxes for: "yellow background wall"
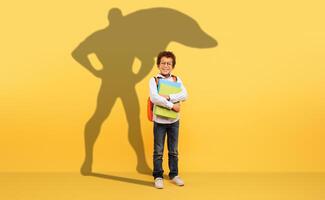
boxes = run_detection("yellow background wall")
[1,0,324,172]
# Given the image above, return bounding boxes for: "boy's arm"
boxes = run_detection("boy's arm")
[169,77,188,103]
[149,78,174,109]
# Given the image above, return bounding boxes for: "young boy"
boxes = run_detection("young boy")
[149,51,188,189]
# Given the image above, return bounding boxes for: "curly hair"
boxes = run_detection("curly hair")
[156,51,176,67]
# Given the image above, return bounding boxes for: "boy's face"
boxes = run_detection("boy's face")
[158,56,174,76]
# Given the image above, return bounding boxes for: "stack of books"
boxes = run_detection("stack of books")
[153,79,181,119]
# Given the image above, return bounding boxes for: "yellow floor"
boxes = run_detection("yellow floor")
[1,172,325,200]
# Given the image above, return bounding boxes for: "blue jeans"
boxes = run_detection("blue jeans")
[153,120,179,179]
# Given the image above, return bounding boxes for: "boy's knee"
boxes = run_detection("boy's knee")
[168,151,178,157]
[153,152,163,160]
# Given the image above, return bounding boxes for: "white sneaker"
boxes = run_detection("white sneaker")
[154,177,164,189]
[171,176,184,186]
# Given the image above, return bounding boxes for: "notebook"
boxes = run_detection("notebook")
[153,79,182,119]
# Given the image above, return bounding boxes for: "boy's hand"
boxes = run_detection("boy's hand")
[172,103,180,112]
[159,94,170,101]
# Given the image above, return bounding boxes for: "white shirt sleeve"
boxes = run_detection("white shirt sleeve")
[149,77,174,109]
[169,77,188,103]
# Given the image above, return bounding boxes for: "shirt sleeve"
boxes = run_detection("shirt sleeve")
[149,77,174,109]
[169,77,188,103]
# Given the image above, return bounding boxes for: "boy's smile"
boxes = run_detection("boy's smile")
[158,56,174,76]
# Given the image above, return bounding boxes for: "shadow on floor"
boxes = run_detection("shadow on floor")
[89,172,153,187]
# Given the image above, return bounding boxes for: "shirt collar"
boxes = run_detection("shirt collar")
[156,73,172,79]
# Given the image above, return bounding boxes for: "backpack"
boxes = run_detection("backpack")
[147,75,178,121]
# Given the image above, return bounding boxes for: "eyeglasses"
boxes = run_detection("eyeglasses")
[160,62,173,66]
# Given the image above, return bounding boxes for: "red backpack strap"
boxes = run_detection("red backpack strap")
[171,75,178,82]
[154,77,158,85]
[154,76,163,87]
